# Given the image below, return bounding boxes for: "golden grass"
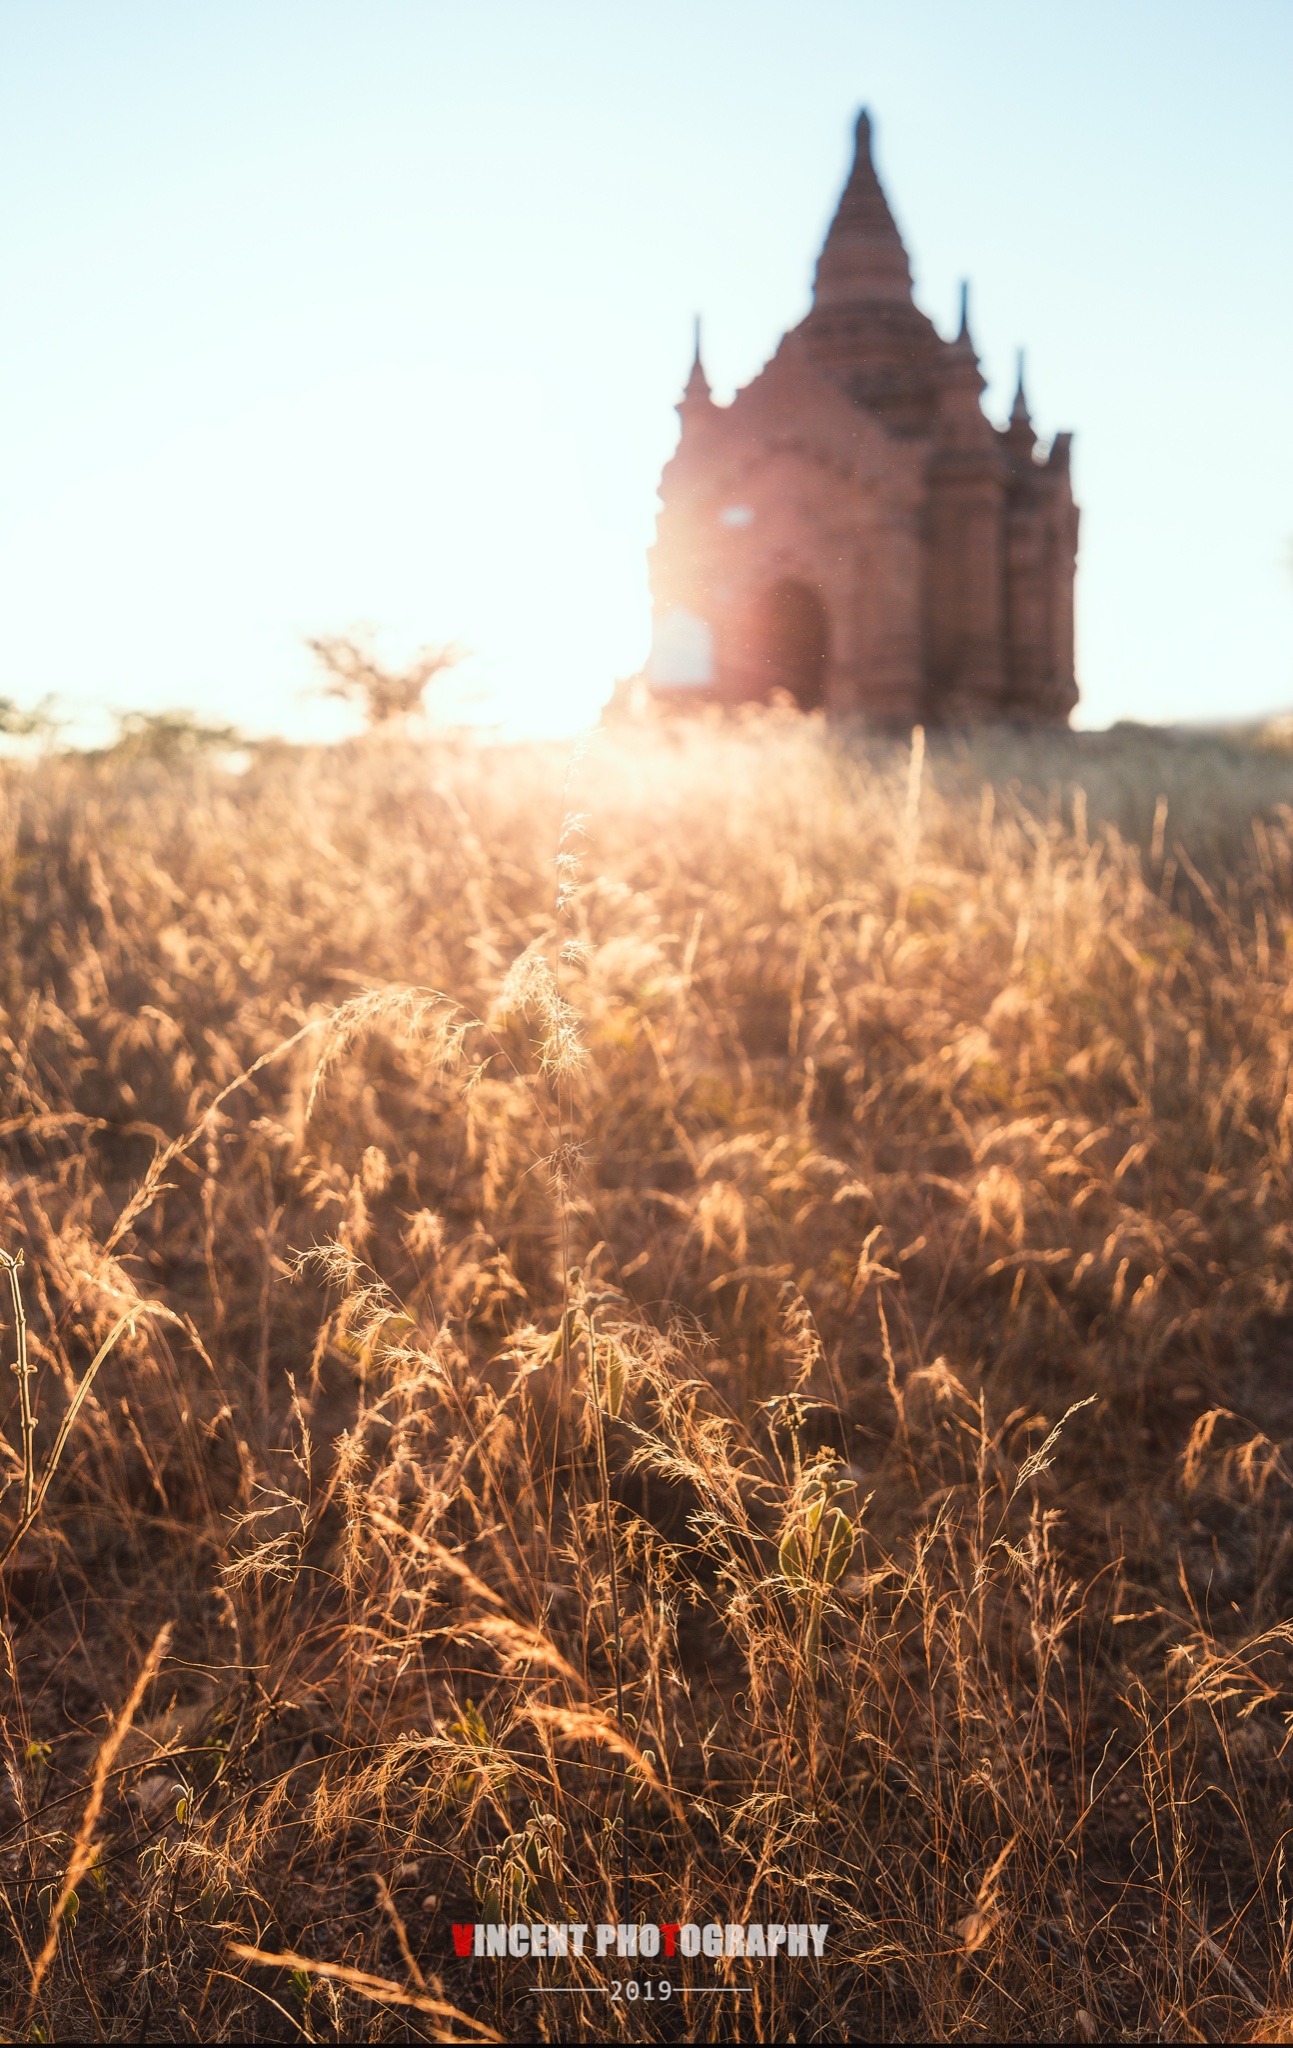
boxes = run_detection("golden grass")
[2,711,1293,2040]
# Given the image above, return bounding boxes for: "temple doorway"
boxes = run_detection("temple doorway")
[754,579,828,710]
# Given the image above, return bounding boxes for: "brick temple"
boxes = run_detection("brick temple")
[646,111,1078,724]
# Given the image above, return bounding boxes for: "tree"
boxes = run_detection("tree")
[0,696,58,739]
[103,710,246,763]
[307,629,464,730]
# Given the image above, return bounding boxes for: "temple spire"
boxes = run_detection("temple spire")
[943,276,986,401]
[680,314,713,408]
[950,280,979,358]
[812,107,914,309]
[1004,347,1036,451]
[1010,349,1030,426]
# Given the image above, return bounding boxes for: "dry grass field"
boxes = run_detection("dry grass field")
[4,711,1293,2041]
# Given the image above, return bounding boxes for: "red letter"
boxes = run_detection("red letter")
[661,1923,680,1957]
[452,1924,474,1958]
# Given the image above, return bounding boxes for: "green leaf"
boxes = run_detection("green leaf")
[778,1526,807,1587]
[35,1879,77,1926]
[822,1509,855,1586]
[473,1852,503,1916]
[545,1307,577,1364]
[449,1697,490,1748]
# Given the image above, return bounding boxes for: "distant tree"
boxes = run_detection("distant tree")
[0,696,59,739]
[102,710,246,763]
[307,629,465,730]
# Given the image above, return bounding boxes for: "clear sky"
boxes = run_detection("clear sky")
[0,0,1290,740]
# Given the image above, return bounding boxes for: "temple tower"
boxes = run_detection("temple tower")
[647,110,1079,724]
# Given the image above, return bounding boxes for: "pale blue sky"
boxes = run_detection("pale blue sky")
[0,0,1289,738]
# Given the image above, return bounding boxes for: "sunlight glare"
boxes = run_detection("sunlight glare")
[3,360,653,744]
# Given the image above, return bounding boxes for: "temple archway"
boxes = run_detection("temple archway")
[753,579,829,710]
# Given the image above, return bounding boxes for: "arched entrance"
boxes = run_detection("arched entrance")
[753,579,829,710]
